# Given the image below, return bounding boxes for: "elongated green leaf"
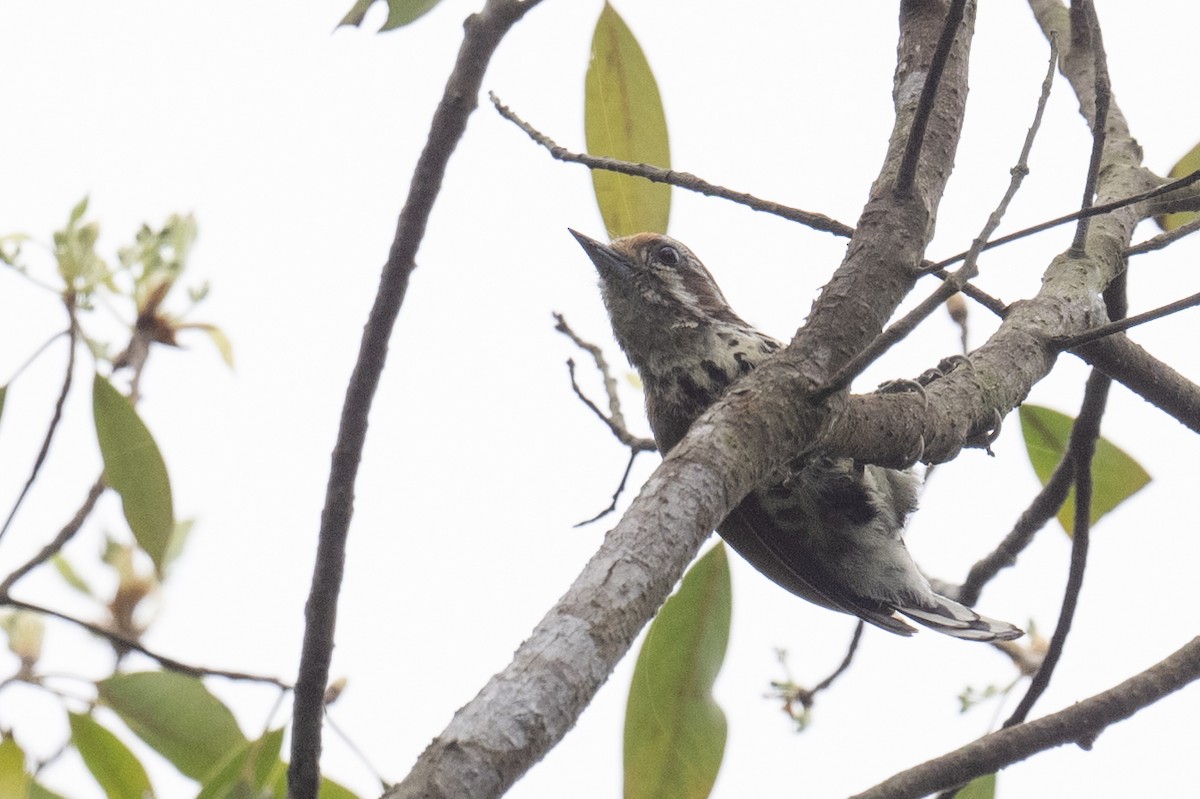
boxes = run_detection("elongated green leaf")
[1158,142,1200,231]
[52,554,98,598]
[197,727,285,799]
[1020,405,1151,535]
[585,3,671,238]
[0,736,31,799]
[69,712,154,799]
[957,772,996,799]
[98,671,245,781]
[625,543,730,799]
[93,374,174,573]
[338,0,442,31]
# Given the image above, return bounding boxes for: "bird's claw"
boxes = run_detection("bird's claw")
[966,407,1004,455]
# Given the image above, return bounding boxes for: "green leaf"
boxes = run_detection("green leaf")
[93,374,175,573]
[0,736,31,799]
[52,554,98,598]
[1020,405,1151,535]
[337,0,443,31]
[624,543,730,799]
[69,712,154,799]
[98,671,246,781]
[956,772,997,799]
[0,384,7,429]
[196,727,285,799]
[585,3,671,238]
[53,196,111,292]
[1158,142,1200,232]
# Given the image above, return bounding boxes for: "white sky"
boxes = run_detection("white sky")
[1,1,1198,797]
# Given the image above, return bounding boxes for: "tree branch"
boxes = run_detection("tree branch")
[490,92,855,238]
[4,597,289,687]
[850,636,1200,799]
[385,3,979,796]
[286,2,545,797]
[0,318,77,545]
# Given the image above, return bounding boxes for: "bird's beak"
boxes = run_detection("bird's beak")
[569,229,628,276]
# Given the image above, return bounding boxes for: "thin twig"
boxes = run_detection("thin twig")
[771,622,865,727]
[0,318,78,545]
[494,93,1018,318]
[812,621,865,693]
[0,477,106,597]
[553,312,647,445]
[922,168,1200,273]
[1068,1,1111,256]
[325,710,391,793]
[288,3,546,797]
[1125,214,1200,256]
[850,637,1200,799]
[1004,369,1107,726]
[1054,290,1200,350]
[956,457,1073,607]
[490,92,854,238]
[1,330,68,386]
[819,34,1059,399]
[894,0,969,196]
[573,448,641,528]
[3,597,290,687]
[554,313,654,524]
[559,355,655,452]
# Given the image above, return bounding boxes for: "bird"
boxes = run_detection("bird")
[570,229,1022,641]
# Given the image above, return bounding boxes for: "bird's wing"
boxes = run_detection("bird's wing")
[717,493,918,636]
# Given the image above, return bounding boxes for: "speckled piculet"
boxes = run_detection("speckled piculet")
[571,229,1021,641]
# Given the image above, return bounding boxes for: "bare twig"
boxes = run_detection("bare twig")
[3,597,290,687]
[288,2,546,797]
[921,168,1200,273]
[490,92,854,238]
[956,457,1073,607]
[771,622,865,727]
[554,313,654,524]
[1004,369,1108,727]
[812,620,865,694]
[894,0,969,196]
[1068,1,1111,256]
[573,448,640,528]
[565,359,644,448]
[0,319,78,545]
[1125,214,1200,256]
[553,313,653,450]
[0,477,106,597]
[850,637,1200,799]
[820,33,1059,399]
[493,93,1021,319]
[1055,290,1200,350]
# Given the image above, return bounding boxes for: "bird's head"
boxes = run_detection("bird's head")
[570,230,748,370]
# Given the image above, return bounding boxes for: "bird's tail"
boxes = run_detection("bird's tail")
[898,597,1024,642]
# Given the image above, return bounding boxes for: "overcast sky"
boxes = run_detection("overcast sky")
[1,1,1198,797]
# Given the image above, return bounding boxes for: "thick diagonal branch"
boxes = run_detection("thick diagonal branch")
[385,3,978,796]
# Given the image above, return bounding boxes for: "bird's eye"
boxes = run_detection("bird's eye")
[656,245,680,266]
